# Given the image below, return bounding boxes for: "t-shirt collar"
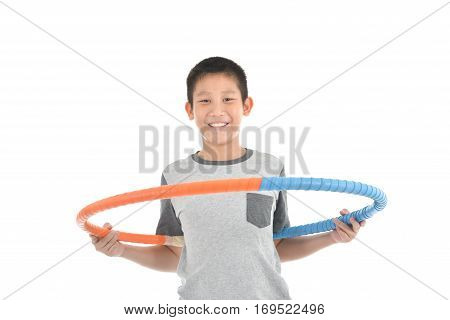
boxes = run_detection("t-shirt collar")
[191,147,253,165]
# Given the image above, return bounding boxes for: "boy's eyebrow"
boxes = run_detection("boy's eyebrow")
[196,90,237,96]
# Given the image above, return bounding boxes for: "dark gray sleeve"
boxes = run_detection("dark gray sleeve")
[273,166,291,233]
[155,172,184,236]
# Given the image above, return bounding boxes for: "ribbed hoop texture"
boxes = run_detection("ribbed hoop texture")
[77,176,387,245]
[259,177,388,239]
[77,177,263,245]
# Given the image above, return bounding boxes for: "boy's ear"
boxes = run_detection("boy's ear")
[185,102,194,120]
[242,97,254,116]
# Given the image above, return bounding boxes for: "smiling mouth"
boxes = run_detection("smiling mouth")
[208,122,230,128]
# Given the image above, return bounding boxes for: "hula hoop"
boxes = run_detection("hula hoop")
[77,177,387,247]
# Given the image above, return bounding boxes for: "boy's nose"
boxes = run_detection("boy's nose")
[209,103,226,116]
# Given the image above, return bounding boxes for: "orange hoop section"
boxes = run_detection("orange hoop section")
[77,177,262,245]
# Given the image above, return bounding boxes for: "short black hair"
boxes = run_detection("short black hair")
[186,56,248,108]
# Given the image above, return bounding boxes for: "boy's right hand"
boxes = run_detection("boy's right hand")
[90,222,125,257]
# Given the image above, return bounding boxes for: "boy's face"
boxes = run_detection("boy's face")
[185,73,253,147]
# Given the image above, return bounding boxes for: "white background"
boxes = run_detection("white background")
[1,0,449,319]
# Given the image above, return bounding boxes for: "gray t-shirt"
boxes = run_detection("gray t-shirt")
[156,148,291,300]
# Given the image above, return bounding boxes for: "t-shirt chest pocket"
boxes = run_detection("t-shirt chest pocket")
[246,193,274,228]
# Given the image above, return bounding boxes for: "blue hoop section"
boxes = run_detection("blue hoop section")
[258,177,388,239]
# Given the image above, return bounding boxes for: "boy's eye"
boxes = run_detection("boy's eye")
[198,98,234,103]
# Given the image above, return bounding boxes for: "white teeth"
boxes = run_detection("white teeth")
[209,122,228,127]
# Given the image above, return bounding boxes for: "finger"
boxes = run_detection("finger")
[104,232,118,251]
[340,228,352,242]
[333,218,346,237]
[336,222,353,241]
[349,217,360,233]
[107,242,119,255]
[335,218,356,238]
[103,231,118,249]
[98,223,114,239]
[336,226,346,242]
[334,217,349,229]
[361,220,367,227]
[98,229,115,247]
[333,218,341,229]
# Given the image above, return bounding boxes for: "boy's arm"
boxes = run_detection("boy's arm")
[275,209,365,263]
[123,170,184,273]
[275,233,335,263]
[120,244,180,273]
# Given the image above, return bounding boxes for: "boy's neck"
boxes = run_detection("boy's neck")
[197,138,245,161]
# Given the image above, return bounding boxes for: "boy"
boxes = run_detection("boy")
[90,57,366,300]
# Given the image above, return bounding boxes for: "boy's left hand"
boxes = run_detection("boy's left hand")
[330,208,366,243]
